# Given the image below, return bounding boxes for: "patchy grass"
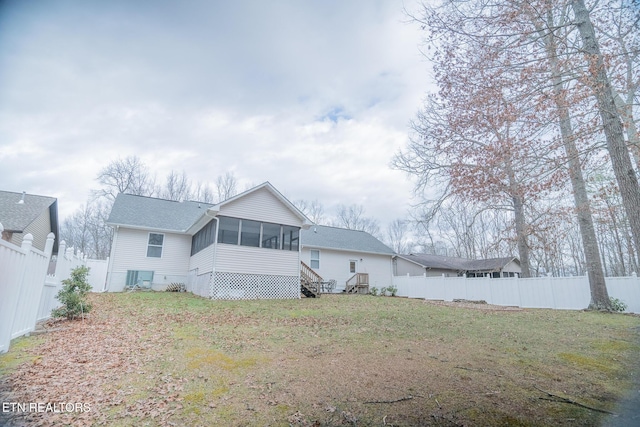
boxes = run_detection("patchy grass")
[1,292,639,426]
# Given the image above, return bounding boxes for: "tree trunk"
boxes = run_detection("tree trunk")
[541,8,611,310]
[571,0,640,269]
[504,157,532,277]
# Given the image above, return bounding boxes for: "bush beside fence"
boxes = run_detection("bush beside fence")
[0,222,105,354]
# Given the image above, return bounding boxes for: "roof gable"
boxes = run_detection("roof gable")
[107,182,312,234]
[107,194,213,232]
[0,191,57,232]
[210,182,312,227]
[301,225,395,255]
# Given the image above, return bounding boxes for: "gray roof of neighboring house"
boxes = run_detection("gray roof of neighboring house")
[301,225,395,255]
[398,254,518,272]
[107,193,213,232]
[0,190,57,232]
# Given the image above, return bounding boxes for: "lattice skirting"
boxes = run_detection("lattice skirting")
[211,272,300,300]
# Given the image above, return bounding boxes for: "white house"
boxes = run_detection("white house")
[105,182,313,299]
[394,253,522,278]
[300,225,395,293]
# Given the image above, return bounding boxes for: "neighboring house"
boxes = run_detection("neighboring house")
[300,225,395,293]
[394,254,521,278]
[0,190,59,254]
[105,182,313,299]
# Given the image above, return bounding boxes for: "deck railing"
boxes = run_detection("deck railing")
[345,273,369,293]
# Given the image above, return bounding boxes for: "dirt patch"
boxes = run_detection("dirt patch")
[425,299,524,311]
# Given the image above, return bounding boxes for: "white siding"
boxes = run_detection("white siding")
[11,209,51,252]
[394,257,426,276]
[502,260,522,274]
[107,228,191,291]
[220,187,301,225]
[189,244,215,274]
[301,248,393,292]
[216,244,299,276]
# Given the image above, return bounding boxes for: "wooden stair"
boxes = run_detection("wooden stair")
[345,273,369,294]
[300,261,322,298]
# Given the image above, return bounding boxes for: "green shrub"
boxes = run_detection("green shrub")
[379,287,387,296]
[52,266,93,320]
[609,297,627,312]
[386,285,398,297]
[369,287,378,296]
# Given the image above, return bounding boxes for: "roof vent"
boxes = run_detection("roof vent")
[17,191,25,204]
[313,227,317,233]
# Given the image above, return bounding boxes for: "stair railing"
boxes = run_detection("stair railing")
[300,261,323,295]
[345,273,369,293]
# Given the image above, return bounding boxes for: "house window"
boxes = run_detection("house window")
[349,260,357,274]
[262,223,281,249]
[218,217,240,244]
[282,226,299,251]
[147,233,164,258]
[191,219,217,255]
[310,250,320,269]
[126,270,154,288]
[240,219,261,247]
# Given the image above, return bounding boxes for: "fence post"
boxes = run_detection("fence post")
[44,233,55,257]
[20,233,33,252]
[10,234,34,337]
[547,273,556,309]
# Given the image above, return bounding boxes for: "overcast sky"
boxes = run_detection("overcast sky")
[0,0,431,228]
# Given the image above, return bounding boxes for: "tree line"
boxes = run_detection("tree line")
[393,0,639,309]
[60,156,241,260]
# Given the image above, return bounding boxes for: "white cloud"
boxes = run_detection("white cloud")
[0,0,431,226]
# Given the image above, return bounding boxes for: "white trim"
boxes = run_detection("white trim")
[107,223,190,234]
[146,232,165,258]
[310,249,320,269]
[209,182,313,228]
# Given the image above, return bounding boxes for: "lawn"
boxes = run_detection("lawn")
[1,292,639,426]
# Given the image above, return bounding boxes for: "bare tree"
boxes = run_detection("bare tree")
[193,181,216,203]
[216,172,238,202]
[161,170,192,201]
[94,156,156,201]
[60,200,112,259]
[404,0,629,306]
[293,199,326,224]
[332,204,381,237]
[385,219,411,254]
[571,0,640,269]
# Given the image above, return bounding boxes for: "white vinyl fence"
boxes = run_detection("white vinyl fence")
[1,225,55,353]
[393,274,640,313]
[1,223,107,354]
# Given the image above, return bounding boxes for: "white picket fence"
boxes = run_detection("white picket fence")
[393,274,640,313]
[0,222,104,354]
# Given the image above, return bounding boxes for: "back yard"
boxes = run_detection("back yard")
[1,293,639,426]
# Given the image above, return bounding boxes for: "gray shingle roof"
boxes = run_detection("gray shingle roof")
[0,191,57,232]
[107,193,213,232]
[301,225,395,255]
[398,253,518,272]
